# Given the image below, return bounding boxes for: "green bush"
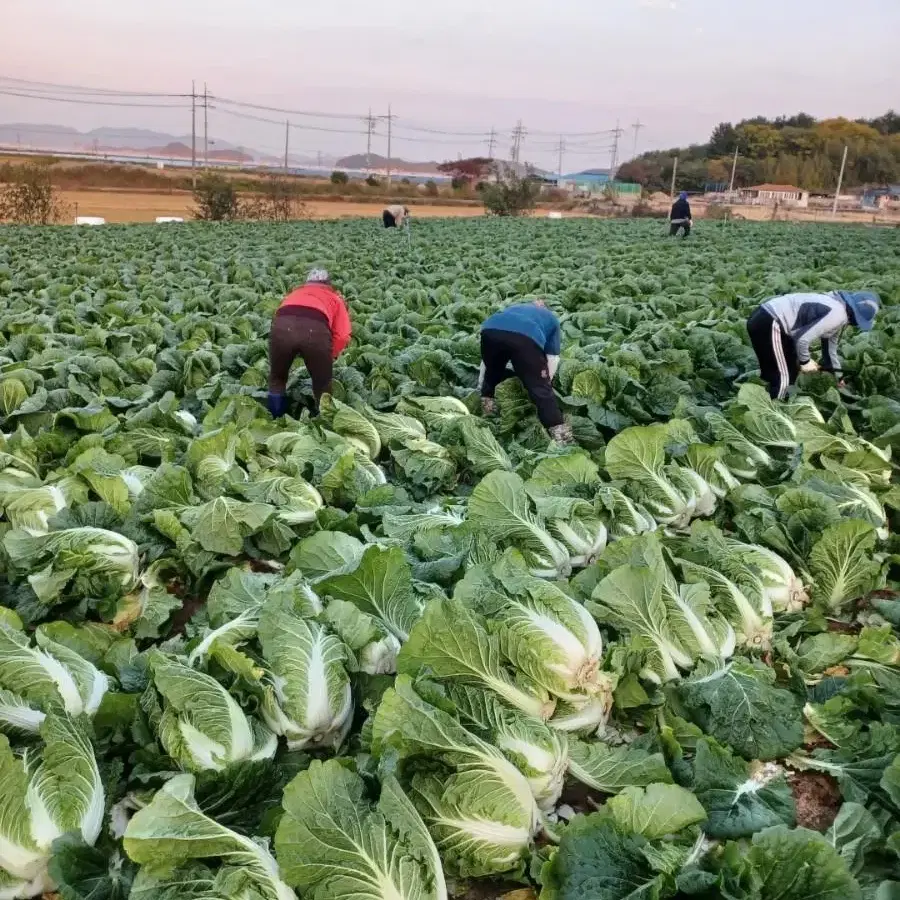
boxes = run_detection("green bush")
[330,171,349,185]
[481,174,538,217]
[192,174,240,221]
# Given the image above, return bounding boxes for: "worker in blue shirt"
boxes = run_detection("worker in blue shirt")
[479,301,572,444]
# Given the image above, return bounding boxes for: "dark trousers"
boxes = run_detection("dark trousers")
[383,211,396,228]
[747,307,798,400]
[481,329,564,428]
[669,222,691,237]
[269,310,334,406]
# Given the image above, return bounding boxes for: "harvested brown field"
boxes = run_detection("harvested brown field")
[58,190,486,223]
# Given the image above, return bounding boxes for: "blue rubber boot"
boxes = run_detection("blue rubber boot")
[267,393,288,419]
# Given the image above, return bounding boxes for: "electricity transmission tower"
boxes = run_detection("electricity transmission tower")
[364,110,377,172]
[383,106,395,186]
[203,82,209,168]
[609,120,624,175]
[510,121,526,167]
[487,127,496,159]
[631,120,643,159]
[191,80,197,187]
[556,136,566,180]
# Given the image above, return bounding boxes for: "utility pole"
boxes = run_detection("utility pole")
[203,82,209,168]
[609,119,624,176]
[386,104,394,187]
[728,145,739,193]
[556,136,565,181]
[832,145,848,219]
[284,120,290,171]
[487,127,496,159]
[191,80,197,188]
[669,156,679,199]
[631,119,643,159]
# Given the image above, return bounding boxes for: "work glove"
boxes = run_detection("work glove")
[477,362,486,389]
[546,355,560,379]
[800,359,820,374]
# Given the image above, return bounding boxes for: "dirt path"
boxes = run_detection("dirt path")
[59,189,486,223]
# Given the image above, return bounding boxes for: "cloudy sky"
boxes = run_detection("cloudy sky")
[2,0,897,169]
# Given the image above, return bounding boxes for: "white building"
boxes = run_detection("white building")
[739,184,809,207]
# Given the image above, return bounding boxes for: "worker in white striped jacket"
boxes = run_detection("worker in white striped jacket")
[746,290,880,399]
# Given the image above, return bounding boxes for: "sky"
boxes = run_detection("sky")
[1,0,898,170]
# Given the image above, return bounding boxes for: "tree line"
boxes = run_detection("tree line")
[616,111,900,194]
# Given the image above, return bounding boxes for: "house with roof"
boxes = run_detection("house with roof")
[739,184,809,207]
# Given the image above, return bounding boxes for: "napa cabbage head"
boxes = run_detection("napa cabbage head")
[124,774,295,900]
[150,653,277,772]
[0,714,104,898]
[0,626,107,735]
[257,602,355,751]
[603,425,697,529]
[371,676,541,878]
[3,525,140,607]
[467,471,571,579]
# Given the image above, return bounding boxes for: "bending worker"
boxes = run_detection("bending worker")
[383,204,409,229]
[669,192,692,237]
[746,290,880,400]
[479,301,573,445]
[267,268,351,418]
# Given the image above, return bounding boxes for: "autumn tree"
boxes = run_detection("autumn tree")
[436,157,494,185]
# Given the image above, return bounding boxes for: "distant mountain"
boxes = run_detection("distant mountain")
[335,152,441,174]
[0,123,247,156]
[0,122,464,173]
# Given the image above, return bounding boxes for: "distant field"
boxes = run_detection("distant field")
[59,190,488,223]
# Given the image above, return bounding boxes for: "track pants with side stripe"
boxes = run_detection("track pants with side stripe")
[747,307,798,400]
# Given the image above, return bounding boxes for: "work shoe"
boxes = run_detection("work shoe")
[267,392,289,419]
[481,397,498,417]
[549,423,574,445]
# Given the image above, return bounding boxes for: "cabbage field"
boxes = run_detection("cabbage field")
[1,218,900,900]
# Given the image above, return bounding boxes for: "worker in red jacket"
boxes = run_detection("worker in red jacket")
[267,269,351,418]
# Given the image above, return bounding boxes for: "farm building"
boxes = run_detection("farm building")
[558,169,611,194]
[739,184,809,207]
[861,185,900,209]
[554,169,641,198]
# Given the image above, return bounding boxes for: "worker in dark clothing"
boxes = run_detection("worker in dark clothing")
[267,269,352,418]
[746,290,880,400]
[479,301,573,444]
[669,192,692,237]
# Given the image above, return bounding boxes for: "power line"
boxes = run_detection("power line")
[0,75,189,98]
[1,72,643,170]
[210,94,362,121]
[0,88,189,108]
[213,105,369,135]
[391,120,493,137]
